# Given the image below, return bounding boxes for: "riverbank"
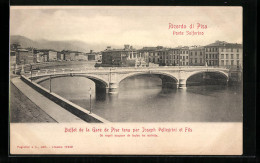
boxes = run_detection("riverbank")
[10,77,86,123]
[9,82,56,123]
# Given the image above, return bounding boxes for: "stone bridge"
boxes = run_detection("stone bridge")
[24,66,230,94]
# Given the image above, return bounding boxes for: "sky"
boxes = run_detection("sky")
[10,6,242,48]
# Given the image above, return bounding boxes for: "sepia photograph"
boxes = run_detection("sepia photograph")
[9,6,243,155]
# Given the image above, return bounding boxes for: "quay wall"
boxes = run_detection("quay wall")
[20,75,109,123]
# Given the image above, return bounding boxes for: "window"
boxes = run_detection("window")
[221,54,224,59]
[210,48,211,52]
[200,58,202,63]
[190,59,192,63]
[173,55,175,59]
[177,56,178,59]
[226,54,228,59]
[186,56,188,59]
[221,48,223,52]
[195,58,197,63]
[186,51,188,54]
[231,48,233,52]
[206,48,208,52]
[186,62,188,65]
[221,60,224,65]
[236,54,239,59]
[237,60,239,66]
[206,54,208,58]
[190,52,192,56]
[209,54,211,59]
[195,52,197,56]
[231,60,234,66]
[226,60,229,65]
[237,49,239,52]
[231,54,234,59]
[200,52,202,56]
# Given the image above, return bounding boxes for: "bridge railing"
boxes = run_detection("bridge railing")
[24,66,230,78]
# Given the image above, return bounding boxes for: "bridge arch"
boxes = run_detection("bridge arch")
[118,71,178,83]
[117,71,179,89]
[186,70,229,81]
[32,73,109,95]
[185,70,229,86]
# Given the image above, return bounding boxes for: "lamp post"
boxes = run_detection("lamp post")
[30,64,33,82]
[49,75,52,93]
[89,87,92,114]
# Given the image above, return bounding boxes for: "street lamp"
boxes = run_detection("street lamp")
[49,75,52,93]
[89,87,92,114]
[30,64,33,82]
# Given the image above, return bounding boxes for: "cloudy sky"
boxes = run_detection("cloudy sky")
[10,6,242,47]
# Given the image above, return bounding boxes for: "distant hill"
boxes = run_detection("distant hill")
[9,35,118,52]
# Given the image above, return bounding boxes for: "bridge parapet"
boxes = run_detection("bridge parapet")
[24,66,230,94]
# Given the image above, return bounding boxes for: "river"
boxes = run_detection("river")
[39,75,243,122]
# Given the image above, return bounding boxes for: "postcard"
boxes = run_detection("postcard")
[9,6,243,155]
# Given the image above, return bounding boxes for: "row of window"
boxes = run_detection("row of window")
[205,54,218,59]
[190,58,203,64]
[190,51,203,56]
[205,47,218,52]
[220,48,240,52]
[221,54,240,59]
[220,60,240,66]
[160,56,179,59]
[160,60,179,64]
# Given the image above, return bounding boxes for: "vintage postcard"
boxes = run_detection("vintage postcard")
[9,6,243,155]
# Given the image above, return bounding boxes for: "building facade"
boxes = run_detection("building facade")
[179,46,189,66]
[16,49,34,65]
[101,45,138,67]
[204,41,225,66]
[48,51,58,61]
[189,46,205,66]
[218,43,243,69]
[159,48,180,66]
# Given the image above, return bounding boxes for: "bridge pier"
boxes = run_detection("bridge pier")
[178,79,187,89]
[108,82,119,94]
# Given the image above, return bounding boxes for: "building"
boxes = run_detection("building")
[57,52,65,61]
[138,46,165,65]
[204,41,225,66]
[16,49,34,65]
[218,43,243,69]
[101,46,128,66]
[34,51,45,63]
[138,47,157,64]
[10,51,16,66]
[179,46,190,66]
[62,50,79,61]
[75,52,88,61]
[48,51,58,61]
[159,48,180,66]
[86,50,100,61]
[101,45,139,67]
[189,46,205,66]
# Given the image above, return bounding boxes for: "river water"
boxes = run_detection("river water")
[39,75,243,122]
